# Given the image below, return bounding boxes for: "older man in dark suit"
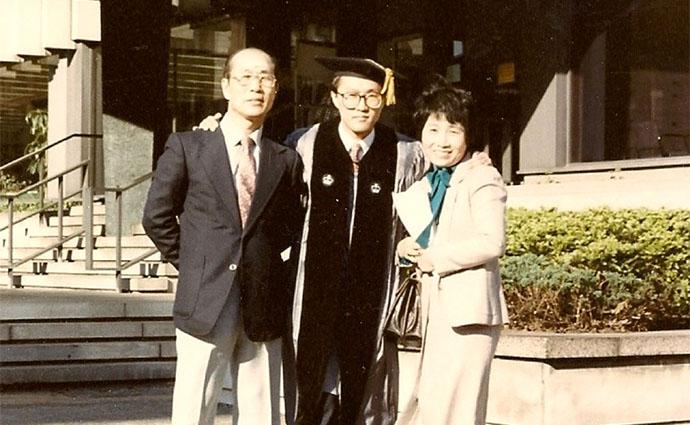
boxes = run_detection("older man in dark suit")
[142,47,305,425]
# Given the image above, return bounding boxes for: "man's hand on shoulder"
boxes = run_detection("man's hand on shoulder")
[470,151,492,167]
[193,112,222,131]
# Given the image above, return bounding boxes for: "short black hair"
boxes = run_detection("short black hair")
[222,47,276,80]
[413,74,483,153]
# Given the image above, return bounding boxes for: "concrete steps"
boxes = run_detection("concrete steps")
[2,320,173,340]
[0,288,174,320]
[1,247,59,260]
[47,214,107,226]
[3,361,176,384]
[0,287,176,384]
[56,247,165,262]
[67,203,107,216]
[13,274,171,291]
[1,246,165,262]
[29,223,105,237]
[132,223,147,235]
[2,340,176,363]
[3,234,155,249]
[0,211,43,232]
[11,260,176,276]
[2,199,177,293]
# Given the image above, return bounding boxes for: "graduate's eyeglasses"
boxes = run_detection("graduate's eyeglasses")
[336,92,383,109]
[231,73,277,88]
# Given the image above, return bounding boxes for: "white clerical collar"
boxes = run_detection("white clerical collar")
[337,121,375,156]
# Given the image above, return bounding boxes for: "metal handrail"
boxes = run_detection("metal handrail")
[1,133,102,287]
[3,169,87,282]
[0,188,81,233]
[2,132,168,291]
[0,133,102,173]
[103,171,155,280]
[10,230,84,270]
[102,171,153,193]
[119,248,159,272]
[1,161,89,198]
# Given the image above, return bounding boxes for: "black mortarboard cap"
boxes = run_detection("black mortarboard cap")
[315,56,396,105]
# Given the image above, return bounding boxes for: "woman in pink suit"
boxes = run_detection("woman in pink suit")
[393,75,509,425]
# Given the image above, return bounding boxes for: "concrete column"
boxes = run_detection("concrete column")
[46,44,102,200]
[101,117,152,237]
[519,72,570,172]
[101,0,170,236]
[516,1,573,173]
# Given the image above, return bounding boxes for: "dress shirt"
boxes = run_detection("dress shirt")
[219,114,262,188]
[338,122,375,159]
[337,122,375,247]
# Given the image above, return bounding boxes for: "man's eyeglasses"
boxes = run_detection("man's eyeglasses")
[231,73,277,88]
[336,92,383,109]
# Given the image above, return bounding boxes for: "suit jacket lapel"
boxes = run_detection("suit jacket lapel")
[243,140,285,233]
[201,129,241,221]
[439,156,477,229]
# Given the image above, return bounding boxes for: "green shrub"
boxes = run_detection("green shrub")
[0,172,28,193]
[1,172,38,213]
[24,109,48,177]
[503,208,690,332]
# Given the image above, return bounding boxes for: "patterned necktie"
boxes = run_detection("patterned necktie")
[236,136,256,227]
[350,142,363,176]
[416,167,452,248]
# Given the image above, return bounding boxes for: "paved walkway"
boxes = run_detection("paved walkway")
[0,381,232,425]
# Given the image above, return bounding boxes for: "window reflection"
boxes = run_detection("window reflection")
[168,17,245,131]
[572,0,689,161]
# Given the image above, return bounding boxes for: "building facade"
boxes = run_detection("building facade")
[1,0,688,214]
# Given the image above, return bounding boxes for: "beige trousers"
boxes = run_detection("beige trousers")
[398,277,501,425]
[171,284,283,425]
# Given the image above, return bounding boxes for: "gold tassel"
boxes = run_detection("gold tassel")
[382,67,396,106]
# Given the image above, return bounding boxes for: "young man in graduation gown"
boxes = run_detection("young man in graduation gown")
[290,57,425,425]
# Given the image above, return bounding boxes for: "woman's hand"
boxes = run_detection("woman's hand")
[398,236,435,272]
[416,250,434,273]
[397,237,422,263]
[193,112,222,131]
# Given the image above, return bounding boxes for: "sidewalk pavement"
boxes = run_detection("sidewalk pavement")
[0,380,232,425]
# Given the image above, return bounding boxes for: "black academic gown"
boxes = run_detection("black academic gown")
[291,120,425,425]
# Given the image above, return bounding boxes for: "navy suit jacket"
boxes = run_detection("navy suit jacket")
[143,128,305,341]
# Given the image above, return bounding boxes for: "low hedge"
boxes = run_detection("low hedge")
[502,208,690,332]
[1,172,42,213]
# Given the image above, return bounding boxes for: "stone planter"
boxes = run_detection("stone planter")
[487,330,690,425]
[399,329,690,425]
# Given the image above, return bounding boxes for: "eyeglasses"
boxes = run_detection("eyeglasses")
[336,92,383,109]
[231,73,277,88]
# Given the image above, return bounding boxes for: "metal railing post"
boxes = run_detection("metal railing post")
[116,189,122,274]
[83,136,95,269]
[1,132,163,293]
[115,189,123,291]
[38,156,45,212]
[103,172,153,291]
[1,133,103,283]
[57,176,64,261]
[7,197,15,287]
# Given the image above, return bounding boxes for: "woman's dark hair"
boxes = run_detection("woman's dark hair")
[413,74,483,153]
